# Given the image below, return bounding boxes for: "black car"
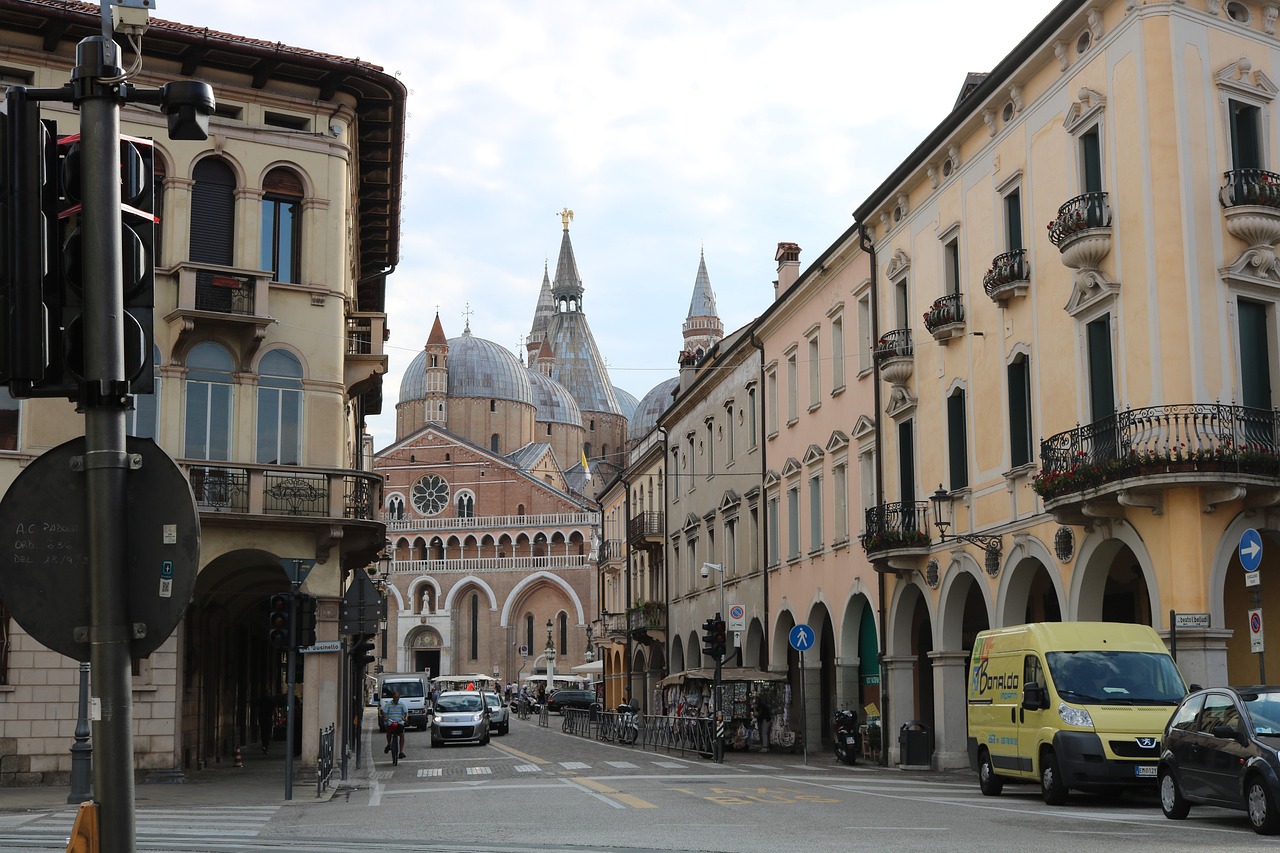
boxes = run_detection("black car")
[1159,685,1280,834]
[545,689,598,714]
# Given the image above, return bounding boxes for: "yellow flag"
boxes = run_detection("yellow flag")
[581,448,591,483]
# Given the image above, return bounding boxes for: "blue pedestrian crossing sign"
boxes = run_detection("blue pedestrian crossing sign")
[1241,528,1264,573]
[789,624,815,652]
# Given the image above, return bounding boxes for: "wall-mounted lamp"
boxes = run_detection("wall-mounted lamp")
[930,485,1002,555]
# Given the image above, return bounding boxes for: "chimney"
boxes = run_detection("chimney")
[775,242,801,295]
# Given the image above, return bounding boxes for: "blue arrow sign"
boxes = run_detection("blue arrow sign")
[789,624,814,652]
[1241,528,1264,573]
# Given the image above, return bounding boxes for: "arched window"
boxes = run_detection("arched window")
[260,167,303,283]
[469,593,479,660]
[558,612,567,658]
[127,346,162,439]
[525,613,534,652]
[386,495,405,519]
[184,341,234,460]
[456,493,474,518]
[152,156,166,267]
[256,349,303,465]
[190,157,235,265]
[490,433,499,452]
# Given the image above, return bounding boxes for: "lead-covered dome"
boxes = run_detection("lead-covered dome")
[398,330,535,406]
[628,377,679,441]
[529,369,582,425]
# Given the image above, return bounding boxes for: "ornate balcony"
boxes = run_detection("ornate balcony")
[983,249,1030,302]
[628,602,666,643]
[874,328,913,384]
[1220,169,1280,280]
[1035,404,1280,522]
[923,293,965,341]
[345,311,388,399]
[164,262,274,365]
[628,511,664,547]
[1048,192,1114,315]
[861,500,931,562]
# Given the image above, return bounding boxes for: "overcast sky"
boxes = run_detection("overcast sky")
[191,0,1064,450]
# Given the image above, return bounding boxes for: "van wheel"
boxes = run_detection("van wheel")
[977,748,1003,796]
[1159,769,1189,820]
[1040,750,1069,806]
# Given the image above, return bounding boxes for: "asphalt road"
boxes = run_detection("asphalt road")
[3,713,1278,851]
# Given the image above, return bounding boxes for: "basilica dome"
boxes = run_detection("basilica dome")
[628,377,679,441]
[529,369,582,425]
[399,331,535,406]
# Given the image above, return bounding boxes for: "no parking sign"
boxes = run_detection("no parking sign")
[1250,608,1265,654]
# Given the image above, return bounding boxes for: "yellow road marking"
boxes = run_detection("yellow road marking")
[571,776,657,808]
[613,793,657,809]
[488,742,550,765]
[577,778,618,794]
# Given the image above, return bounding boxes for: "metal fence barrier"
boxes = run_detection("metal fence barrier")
[559,708,714,759]
[316,724,334,797]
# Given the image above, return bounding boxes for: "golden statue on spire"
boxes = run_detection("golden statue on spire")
[559,208,574,230]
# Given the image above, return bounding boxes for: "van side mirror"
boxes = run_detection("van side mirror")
[1022,682,1049,711]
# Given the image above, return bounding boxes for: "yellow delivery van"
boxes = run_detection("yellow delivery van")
[967,622,1186,805]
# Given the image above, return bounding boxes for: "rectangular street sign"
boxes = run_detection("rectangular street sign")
[1174,612,1211,629]
[1251,608,1265,654]
[300,640,341,654]
[1247,570,1262,588]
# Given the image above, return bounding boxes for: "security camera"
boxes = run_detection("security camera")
[700,564,709,579]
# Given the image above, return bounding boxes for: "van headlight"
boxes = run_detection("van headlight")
[1058,703,1094,729]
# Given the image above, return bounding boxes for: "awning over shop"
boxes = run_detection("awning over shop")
[659,667,786,687]
[570,660,604,674]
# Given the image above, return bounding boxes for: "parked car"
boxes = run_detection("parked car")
[430,691,491,747]
[484,692,510,735]
[545,689,598,715]
[1159,685,1280,834]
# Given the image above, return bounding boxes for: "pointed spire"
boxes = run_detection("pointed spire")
[682,247,723,359]
[552,211,584,311]
[427,312,447,347]
[528,260,555,362]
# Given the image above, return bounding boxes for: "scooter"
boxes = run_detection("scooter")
[617,703,640,744]
[832,708,859,765]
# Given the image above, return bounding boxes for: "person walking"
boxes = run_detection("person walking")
[256,693,275,753]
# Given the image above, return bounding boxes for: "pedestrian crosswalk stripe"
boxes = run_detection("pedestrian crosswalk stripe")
[606,761,638,768]
[513,764,541,772]
[22,805,279,840]
[466,766,492,775]
[653,761,686,769]
[560,761,590,769]
[417,768,443,777]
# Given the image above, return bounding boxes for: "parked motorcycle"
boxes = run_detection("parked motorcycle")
[832,708,859,765]
[617,702,640,744]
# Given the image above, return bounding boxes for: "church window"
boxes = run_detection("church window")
[456,493,474,518]
[490,400,496,412]
[490,434,499,452]
[412,475,450,516]
[525,613,534,651]
[386,495,405,519]
[558,612,567,657]
[470,594,479,660]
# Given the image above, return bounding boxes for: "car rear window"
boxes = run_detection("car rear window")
[383,681,425,698]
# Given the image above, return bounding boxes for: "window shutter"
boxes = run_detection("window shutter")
[191,158,235,265]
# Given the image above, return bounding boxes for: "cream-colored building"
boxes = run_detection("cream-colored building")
[854,0,1280,769]
[0,0,400,782]
[756,235,879,755]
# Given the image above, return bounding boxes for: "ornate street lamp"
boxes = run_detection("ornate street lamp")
[929,485,1002,575]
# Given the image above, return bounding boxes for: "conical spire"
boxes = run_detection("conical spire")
[527,260,555,362]
[682,247,723,359]
[427,312,447,347]
[552,208,584,310]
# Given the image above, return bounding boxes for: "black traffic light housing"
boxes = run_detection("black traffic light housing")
[702,615,717,660]
[296,594,317,648]
[267,593,291,648]
[712,618,727,660]
[350,634,376,669]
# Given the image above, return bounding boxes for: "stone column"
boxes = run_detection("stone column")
[800,657,823,752]
[882,655,917,766]
[1162,628,1232,689]
[834,656,860,710]
[929,650,970,770]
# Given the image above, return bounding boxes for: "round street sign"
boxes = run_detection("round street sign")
[789,623,815,652]
[1240,528,1264,573]
[0,436,200,661]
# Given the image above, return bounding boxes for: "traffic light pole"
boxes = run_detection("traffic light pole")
[77,34,137,853]
[284,585,298,801]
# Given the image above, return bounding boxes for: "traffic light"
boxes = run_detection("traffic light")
[267,593,291,648]
[350,634,376,669]
[0,88,58,390]
[54,133,156,398]
[702,616,717,660]
[296,594,317,648]
[712,618,727,660]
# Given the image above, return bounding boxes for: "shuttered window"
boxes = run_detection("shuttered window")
[1008,355,1033,468]
[190,158,235,265]
[1240,299,1272,409]
[947,389,968,490]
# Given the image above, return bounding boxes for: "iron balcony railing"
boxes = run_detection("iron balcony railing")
[628,511,664,543]
[628,605,665,633]
[1048,191,1112,247]
[923,292,964,333]
[184,463,380,521]
[861,501,931,555]
[874,328,912,364]
[1219,168,1280,209]
[1036,404,1280,500]
[194,269,255,315]
[983,249,1029,297]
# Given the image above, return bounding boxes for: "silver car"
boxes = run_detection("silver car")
[484,692,510,735]
[430,691,490,747]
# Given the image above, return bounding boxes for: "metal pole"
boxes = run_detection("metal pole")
[78,32,137,852]
[284,588,297,801]
[1169,609,1177,663]
[1255,588,1267,683]
[339,634,349,780]
[799,649,808,765]
[67,661,93,804]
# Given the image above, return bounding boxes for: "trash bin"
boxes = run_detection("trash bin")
[898,720,931,766]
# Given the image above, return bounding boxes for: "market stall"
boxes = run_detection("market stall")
[658,667,791,752]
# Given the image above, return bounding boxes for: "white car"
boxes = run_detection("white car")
[484,692,510,735]
[430,691,491,747]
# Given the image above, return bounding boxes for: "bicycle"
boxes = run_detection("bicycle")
[388,722,404,766]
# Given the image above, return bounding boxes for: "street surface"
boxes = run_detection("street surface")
[1,712,1278,851]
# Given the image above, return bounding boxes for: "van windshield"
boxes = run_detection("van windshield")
[1045,650,1185,705]
[383,682,425,699]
